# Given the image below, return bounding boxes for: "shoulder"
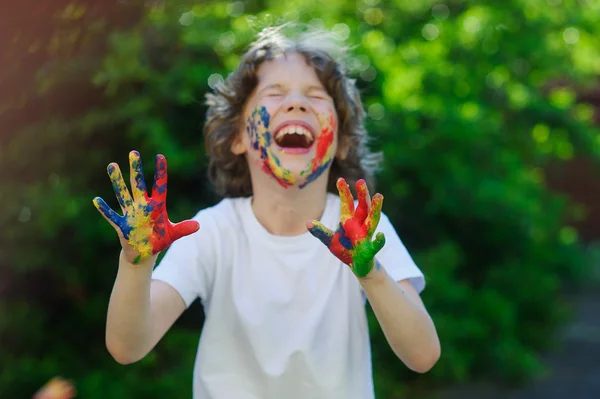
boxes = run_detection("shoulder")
[190,196,249,236]
[163,197,248,263]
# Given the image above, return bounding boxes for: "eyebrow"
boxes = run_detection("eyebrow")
[258,84,284,95]
[307,85,327,92]
[258,83,327,93]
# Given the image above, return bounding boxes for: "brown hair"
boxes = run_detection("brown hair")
[204,25,382,197]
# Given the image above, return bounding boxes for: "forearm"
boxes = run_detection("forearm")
[360,263,440,373]
[105,250,158,364]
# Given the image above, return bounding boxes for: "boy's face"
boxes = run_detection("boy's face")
[234,52,343,190]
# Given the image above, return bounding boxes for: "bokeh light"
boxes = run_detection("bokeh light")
[432,4,450,21]
[368,103,385,120]
[179,11,194,26]
[563,27,580,44]
[422,23,440,41]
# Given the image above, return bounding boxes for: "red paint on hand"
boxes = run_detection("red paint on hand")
[93,151,199,263]
[307,178,385,277]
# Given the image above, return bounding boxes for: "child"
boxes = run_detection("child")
[93,26,440,399]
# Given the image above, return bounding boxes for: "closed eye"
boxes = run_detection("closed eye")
[307,90,329,100]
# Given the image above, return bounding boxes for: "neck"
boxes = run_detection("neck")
[250,174,330,236]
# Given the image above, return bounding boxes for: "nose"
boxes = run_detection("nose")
[283,93,309,113]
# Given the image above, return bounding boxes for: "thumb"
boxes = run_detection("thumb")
[93,197,126,237]
[371,232,386,255]
[307,220,334,247]
[170,220,200,241]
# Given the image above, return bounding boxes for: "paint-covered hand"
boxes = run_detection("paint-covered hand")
[93,151,199,264]
[307,178,386,278]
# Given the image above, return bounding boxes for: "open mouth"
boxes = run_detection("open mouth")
[274,124,315,149]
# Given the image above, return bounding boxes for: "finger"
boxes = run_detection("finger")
[307,220,334,247]
[93,196,123,228]
[371,232,386,255]
[151,154,168,204]
[129,150,148,201]
[170,220,200,242]
[107,163,133,213]
[336,178,354,222]
[364,193,384,238]
[93,197,133,239]
[354,179,370,224]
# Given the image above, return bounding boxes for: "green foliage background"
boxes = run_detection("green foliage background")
[2,0,600,397]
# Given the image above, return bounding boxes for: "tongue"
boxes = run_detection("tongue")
[276,133,310,148]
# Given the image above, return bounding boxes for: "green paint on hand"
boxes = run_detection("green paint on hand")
[351,234,386,277]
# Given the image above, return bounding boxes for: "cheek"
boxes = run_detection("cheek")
[244,105,273,149]
[319,106,338,142]
[254,99,279,117]
[327,109,340,152]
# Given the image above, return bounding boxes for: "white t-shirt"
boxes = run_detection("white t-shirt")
[152,193,424,399]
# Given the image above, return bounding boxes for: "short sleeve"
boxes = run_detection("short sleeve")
[152,210,218,308]
[374,212,425,293]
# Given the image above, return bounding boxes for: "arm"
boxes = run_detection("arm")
[360,266,440,373]
[93,151,199,364]
[105,252,187,364]
[308,178,440,372]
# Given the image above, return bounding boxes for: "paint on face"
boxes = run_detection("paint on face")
[298,110,337,189]
[246,106,296,188]
[93,151,199,263]
[307,178,386,278]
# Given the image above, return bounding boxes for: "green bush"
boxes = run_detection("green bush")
[2,0,599,397]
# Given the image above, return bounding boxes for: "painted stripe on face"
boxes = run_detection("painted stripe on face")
[247,106,296,188]
[299,109,337,189]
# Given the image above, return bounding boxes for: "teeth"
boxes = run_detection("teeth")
[275,125,314,143]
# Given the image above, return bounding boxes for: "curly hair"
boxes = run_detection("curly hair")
[204,25,382,197]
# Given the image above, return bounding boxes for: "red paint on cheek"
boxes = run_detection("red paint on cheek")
[261,162,293,188]
[316,126,333,160]
[312,111,337,169]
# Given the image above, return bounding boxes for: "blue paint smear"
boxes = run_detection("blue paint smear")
[154,214,166,238]
[131,156,147,195]
[108,165,133,209]
[248,106,271,150]
[248,106,287,182]
[117,220,133,240]
[298,158,333,189]
[152,181,167,196]
[375,259,382,270]
[152,156,168,195]
[336,225,354,250]
[258,106,270,127]
[95,197,133,239]
[308,225,333,247]
[143,203,154,215]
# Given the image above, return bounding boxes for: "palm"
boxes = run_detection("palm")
[93,151,199,264]
[308,178,386,278]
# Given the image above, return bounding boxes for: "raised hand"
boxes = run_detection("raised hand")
[307,178,386,278]
[93,151,199,264]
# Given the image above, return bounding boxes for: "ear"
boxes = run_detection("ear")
[336,134,351,161]
[230,132,247,155]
